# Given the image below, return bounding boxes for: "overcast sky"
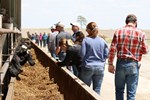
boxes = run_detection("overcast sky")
[22,0,150,29]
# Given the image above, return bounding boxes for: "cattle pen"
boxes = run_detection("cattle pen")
[1,0,150,100]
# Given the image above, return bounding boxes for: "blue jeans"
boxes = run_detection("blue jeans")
[115,59,139,100]
[79,65,104,95]
[72,65,79,77]
[50,50,56,59]
[58,52,66,61]
[43,40,47,47]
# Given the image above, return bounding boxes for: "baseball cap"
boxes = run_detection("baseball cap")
[70,22,80,28]
[55,22,65,28]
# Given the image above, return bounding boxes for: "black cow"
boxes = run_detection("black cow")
[9,39,35,80]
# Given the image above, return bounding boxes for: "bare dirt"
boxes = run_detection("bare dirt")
[13,49,64,100]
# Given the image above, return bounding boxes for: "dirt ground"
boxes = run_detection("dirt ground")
[13,49,64,100]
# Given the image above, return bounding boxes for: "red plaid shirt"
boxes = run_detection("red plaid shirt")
[108,25,149,65]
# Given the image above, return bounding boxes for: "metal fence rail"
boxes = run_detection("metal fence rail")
[0,30,21,100]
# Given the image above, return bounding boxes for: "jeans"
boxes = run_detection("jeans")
[115,59,139,100]
[40,40,42,47]
[58,51,66,61]
[79,65,104,95]
[35,40,39,46]
[72,65,79,77]
[50,50,56,59]
[43,40,47,47]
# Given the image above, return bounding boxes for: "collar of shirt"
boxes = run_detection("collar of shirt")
[125,23,136,28]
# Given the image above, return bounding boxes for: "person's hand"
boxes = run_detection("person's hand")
[108,64,115,74]
[54,61,58,66]
[55,61,62,68]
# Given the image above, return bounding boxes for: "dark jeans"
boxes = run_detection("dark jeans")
[72,65,79,77]
[115,59,139,100]
[40,40,42,47]
[43,40,47,47]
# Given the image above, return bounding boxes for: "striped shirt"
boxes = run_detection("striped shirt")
[108,25,149,65]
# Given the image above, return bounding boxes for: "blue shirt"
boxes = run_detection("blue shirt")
[80,36,109,67]
[43,34,48,40]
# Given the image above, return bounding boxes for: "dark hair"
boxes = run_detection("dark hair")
[125,14,137,24]
[75,31,85,44]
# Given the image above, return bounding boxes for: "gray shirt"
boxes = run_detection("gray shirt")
[56,31,72,47]
[50,31,58,50]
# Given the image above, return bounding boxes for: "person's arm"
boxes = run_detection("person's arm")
[104,41,109,59]
[108,32,117,65]
[56,46,60,55]
[141,33,149,54]
[57,50,72,67]
[55,35,60,55]
[108,32,117,74]
[80,38,86,60]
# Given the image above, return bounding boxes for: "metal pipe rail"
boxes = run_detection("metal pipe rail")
[0,29,21,100]
[0,28,21,35]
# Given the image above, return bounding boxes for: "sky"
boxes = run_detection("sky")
[22,0,150,29]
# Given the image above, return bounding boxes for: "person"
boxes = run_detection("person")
[108,14,149,100]
[27,31,31,39]
[47,33,51,52]
[73,31,85,76]
[49,25,58,59]
[31,33,35,43]
[35,32,39,46]
[79,22,109,95]
[70,23,84,75]
[57,31,85,77]
[56,38,82,77]
[55,22,72,61]
[39,33,43,47]
[42,32,48,47]
[70,22,80,42]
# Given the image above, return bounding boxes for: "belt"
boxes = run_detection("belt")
[118,58,137,62]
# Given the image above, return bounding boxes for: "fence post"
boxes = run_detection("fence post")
[0,71,4,100]
[0,14,3,99]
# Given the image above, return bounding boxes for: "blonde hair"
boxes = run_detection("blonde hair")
[86,22,99,38]
[59,38,74,47]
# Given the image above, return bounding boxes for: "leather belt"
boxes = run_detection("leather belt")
[118,58,137,62]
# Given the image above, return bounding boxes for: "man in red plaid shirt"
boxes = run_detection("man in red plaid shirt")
[108,14,149,100]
